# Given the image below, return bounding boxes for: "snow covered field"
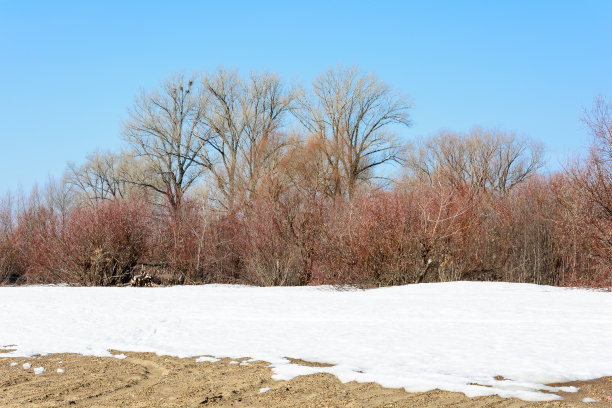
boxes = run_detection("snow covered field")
[1,282,611,402]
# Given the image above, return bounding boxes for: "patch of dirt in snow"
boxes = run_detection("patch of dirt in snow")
[285,357,335,367]
[0,352,610,407]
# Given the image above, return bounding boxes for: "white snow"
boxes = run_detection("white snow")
[57,368,65,374]
[112,353,126,359]
[22,363,31,370]
[9,362,17,366]
[259,387,271,393]
[33,366,45,375]
[195,356,220,363]
[0,282,611,401]
[582,397,597,402]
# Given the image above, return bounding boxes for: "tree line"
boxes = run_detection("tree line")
[0,66,610,287]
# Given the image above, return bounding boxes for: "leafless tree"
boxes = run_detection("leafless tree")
[412,182,476,283]
[123,73,211,212]
[0,193,19,284]
[201,69,293,210]
[293,65,411,198]
[68,150,131,202]
[273,134,336,200]
[578,95,612,217]
[42,175,75,223]
[584,95,612,162]
[404,128,544,193]
[565,96,612,266]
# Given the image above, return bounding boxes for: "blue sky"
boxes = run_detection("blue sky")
[1,1,611,195]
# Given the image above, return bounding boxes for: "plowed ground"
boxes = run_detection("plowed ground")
[1,351,611,407]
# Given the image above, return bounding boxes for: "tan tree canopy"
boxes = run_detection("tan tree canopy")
[293,65,412,198]
[122,73,211,211]
[404,128,544,194]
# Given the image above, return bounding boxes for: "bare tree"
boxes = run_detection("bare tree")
[241,71,294,199]
[0,193,21,284]
[578,95,612,217]
[293,65,411,198]
[404,129,544,193]
[42,175,76,223]
[68,150,132,202]
[123,73,211,211]
[584,95,612,163]
[411,182,477,283]
[274,134,336,200]
[566,96,612,265]
[201,69,293,210]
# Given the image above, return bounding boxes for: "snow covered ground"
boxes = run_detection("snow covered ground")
[1,282,611,401]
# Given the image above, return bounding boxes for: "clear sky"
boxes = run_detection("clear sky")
[1,1,611,195]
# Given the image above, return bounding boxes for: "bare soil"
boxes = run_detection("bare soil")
[1,351,611,407]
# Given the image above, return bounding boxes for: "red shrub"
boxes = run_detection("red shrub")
[12,197,153,285]
[13,204,66,283]
[62,197,153,285]
[308,186,477,286]
[0,195,23,284]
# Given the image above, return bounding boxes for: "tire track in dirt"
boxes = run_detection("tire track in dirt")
[74,356,170,407]
[0,354,167,407]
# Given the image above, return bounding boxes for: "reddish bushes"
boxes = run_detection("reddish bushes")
[62,197,153,285]
[0,174,610,287]
[238,198,309,286]
[13,204,66,283]
[310,191,439,285]
[9,197,153,285]
[0,195,22,284]
[549,173,612,287]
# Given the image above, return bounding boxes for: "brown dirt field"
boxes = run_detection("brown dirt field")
[1,351,611,407]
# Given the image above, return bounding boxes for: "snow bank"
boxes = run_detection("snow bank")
[1,282,611,401]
